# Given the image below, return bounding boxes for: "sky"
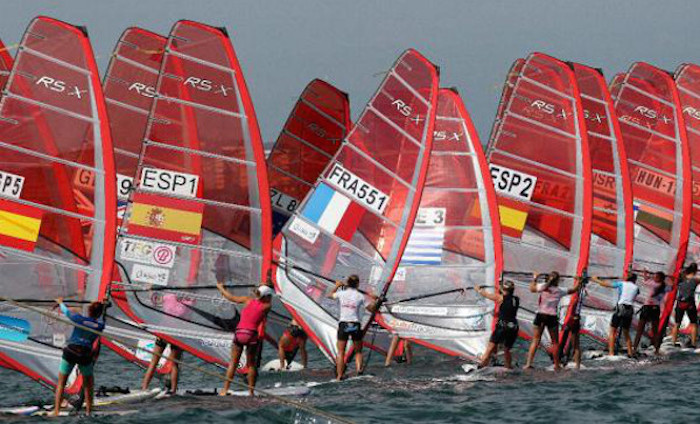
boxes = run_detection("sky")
[1,0,699,146]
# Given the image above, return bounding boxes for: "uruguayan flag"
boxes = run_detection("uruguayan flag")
[401,227,445,265]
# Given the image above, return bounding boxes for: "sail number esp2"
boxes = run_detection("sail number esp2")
[489,165,537,201]
[326,163,390,214]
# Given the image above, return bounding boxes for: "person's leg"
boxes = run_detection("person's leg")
[524,325,543,369]
[623,328,633,356]
[405,341,412,365]
[479,342,497,368]
[608,326,617,356]
[385,335,400,367]
[83,374,94,416]
[168,346,183,392]
[52,372,70,416]
[353,338,363,374]
[141,342,166,390]
[650,317,660,354]
[278,343,287,369]
[672,308,682,344]
[246,345,258,396]
[633,318,647,352]
[336,339,347,380]
[691,323,698,347]
[220,344,243,395]
[572,333,581,369]
[504,347,513,369]
[547,325,560,370]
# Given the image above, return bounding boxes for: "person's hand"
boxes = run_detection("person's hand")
[55,297,63,304]
[533,272,539,279]
[335,280,344,288]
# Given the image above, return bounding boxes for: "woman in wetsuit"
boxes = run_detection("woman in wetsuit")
[217,283,273,396]
[52,299,105,416]
[475,280,519,369]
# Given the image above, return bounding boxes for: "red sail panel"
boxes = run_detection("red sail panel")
[115,21,271,367]
[378,88,503,361]
[0,16,116,392]
[571,64,634,342]
[272,49,439,362]
[610,63,691,334]
[485,53,592,339]
[0,38,12,91]
[267,79,351,235]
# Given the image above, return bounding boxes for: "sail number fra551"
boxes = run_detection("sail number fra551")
[326,164,390,214]
[489,165,537,201]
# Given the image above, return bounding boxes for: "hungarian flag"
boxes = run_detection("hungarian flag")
[0,199,44,252]
[127,192,204,245]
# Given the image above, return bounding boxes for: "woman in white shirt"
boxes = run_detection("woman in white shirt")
[327,275,378,380]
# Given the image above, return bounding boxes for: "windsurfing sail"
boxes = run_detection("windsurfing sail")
[0,38,12,91]
[485,52,592,339]
[100,27,173,372]
[672,64,700,330]
[0,16,116,392]
[571,63,634,342]
[114,20,271,367]
[674,64,700,265]
[267,79,351,236]
[609,63,691,333]
[272,49,439,362]
[377,88,502,360]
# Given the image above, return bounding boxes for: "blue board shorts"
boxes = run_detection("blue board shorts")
[59,358,94,377]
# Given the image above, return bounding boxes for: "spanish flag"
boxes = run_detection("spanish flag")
[127,192,204,245]
[498,204,528,238]
[0,199,43,252]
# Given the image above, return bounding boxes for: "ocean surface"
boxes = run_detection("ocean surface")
[1,338,699,423]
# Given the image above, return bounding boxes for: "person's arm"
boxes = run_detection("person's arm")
[566,277,582,295]
[216,282,250,304]
[56,298,78,322]
[529,273,539,293]
[476,286,502,303]
[327,281,344,299]
[592,276,613,288]
[299,340,308,368]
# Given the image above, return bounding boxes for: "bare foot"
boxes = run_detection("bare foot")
[218,390,228,396]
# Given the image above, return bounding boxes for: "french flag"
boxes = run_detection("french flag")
[301,183,365,241]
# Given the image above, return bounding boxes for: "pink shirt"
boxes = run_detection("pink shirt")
[237,298,267,331]
[536,284,566,316]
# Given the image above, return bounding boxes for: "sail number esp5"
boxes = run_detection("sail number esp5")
[0,170,24,199]
[326,164,390,214]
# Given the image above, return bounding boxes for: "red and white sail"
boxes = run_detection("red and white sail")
[485,52,592,339]
[272,49,439,362]
[100,27,174,372]
[610,63,691,333]
[571,63,634,342]
[114,20,271,367]
[267,79,351,235]
[377,88,503,360]
[0,16,116,392]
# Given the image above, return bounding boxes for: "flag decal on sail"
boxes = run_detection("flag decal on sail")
[401,227,445,265]
[635,203,673,233]
[0,315,31,342]
[0,199,44,251]
[127,192,204,245]
[301,183,365,241]
[498,204,528,238]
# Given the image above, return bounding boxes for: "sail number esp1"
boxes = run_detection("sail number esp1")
[0,170,24,199]
[326,163,390,214]
[139,168,199,198]
[489,164,537,201]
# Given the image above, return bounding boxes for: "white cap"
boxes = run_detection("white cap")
[257,285,274,298]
